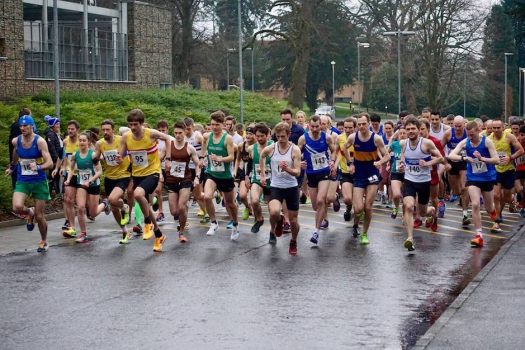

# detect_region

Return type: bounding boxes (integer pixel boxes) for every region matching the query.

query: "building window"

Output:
[0,37,6,59]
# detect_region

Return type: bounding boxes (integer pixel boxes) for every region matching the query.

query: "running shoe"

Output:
[179,232,188,243]
[215,191,221,204]
[173,215,179,221]
[404,237,415,251]
[102,198,111,215]
[62,220,70,230]
[310,231,319,244]
[470,234,484,247]
[251,219,264,233]
[414,218,423,228]
[497,216,504,223]
[520,208,525,219]
[221,198,225,207]
[62,227,77,238]
[491,223,502,233]
[269,232,277,244]
[509,201,517,213]
[231,225,240,241]
[352,225,360,238]
[191,200,197,206]
[462,214,471,227]
[207,222,219,236]
[381,194,387,205]
[375,192,381,202]
[320,219,329,230]
[517,193,523,204]
[289,240,298,255]
[305,196,311,204]
[236,192,242,205]
[281,221,290,234]
[300,192,307,204]
[444,193,451,201]
[413,206,417,215]
[87,215,96,222]
[197,209,205,216]
[76,233,88,243]
[156,212,165,222]
[343,208,351,221]
[226,220,234,229]
[119,232,132,244]
[489,209,498,221]
[37,241,48,252]
[357,211,364,223]
[360,233,370,245]
[133,224,143,235]
[120,204,130,225]
[143,223,154,240]
[391,207,398,219]
[449,194,458,202]
[431,217,438,232]
[26,207,35,231]
[200,215,210,224]
[438,199,446,218]
[242,207,250,220]
[152,199,159,212]
[275,215,284,237]
[333,196,341,212]
[425,216,433,228]
[153,234,167,252]
[386,200,393,209]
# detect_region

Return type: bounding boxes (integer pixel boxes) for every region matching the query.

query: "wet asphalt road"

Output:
[0,200,520,350]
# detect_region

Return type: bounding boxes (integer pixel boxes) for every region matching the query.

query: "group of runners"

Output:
[7,106,525,254]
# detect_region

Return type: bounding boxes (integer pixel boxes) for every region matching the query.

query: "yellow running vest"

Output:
[489,133,515,173]
[100,135,131,180]
[64,136,79,174]
[126,128,161,177]
[339,133,355,174]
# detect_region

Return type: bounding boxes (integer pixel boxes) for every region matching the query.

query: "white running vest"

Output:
[185,131,201,169]
[270,142,298,188]
[404,137,432,183]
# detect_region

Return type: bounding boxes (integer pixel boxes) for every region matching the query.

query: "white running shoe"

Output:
[231,225,240,241]
[206,222,219,236]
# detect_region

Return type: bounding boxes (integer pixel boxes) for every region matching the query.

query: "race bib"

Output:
[517,155,525,165]
[170,161,186,178]
[210,159,225,172]
[103,149,118,166]
[276,162,290,177]
[132,151,148,167]
[311,152,328,171]
[368,174,379,184]
[78,169,92,183]
[255,164,270,180]
[20,159,38,176]
[472,159,487,174]
[498,151,507,159]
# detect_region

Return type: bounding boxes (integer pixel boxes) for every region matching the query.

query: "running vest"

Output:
[353,131,379,180]
[489,133,515,173]
[99,135,131,180]
[74,148,99,186]
[270,142,297,188]
[446,127,467,151]
[185,131,201,170]
[252,141,273,187]
[205,132,232,179]
[303,131,330,175]
[16,135,46,183]
[339,133,355,174]
[370,124,384,136]
[429,124,445,140]
[404,137,431,183]
[166,141,192,184]
[466,135,496,182]
[516,137,525,172]
[64,136,79,174]
[126,128,161,177]
[389,140,403,174]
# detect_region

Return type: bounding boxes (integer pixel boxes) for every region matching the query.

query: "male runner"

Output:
[152,120,172,221]
[184,117,207,220]
[59,120,80,236]
[429,110,450,217]
[234,123,255,220]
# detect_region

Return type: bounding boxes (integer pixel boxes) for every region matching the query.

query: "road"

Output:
[0,199,520,349]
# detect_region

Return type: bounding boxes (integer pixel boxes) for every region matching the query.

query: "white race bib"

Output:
[407,164,421,174]
[517,155,525,165]
[311,152,328,171]
[78,169,92,183]
[498,151,507,159]
[132,151,148,167]
[255,164,270,180]
[210,159,225,172]
[20,159,38,176]
[472,159,487,174]
[277,162,290,177]
[103,149,118,166]
[170,161,186,178]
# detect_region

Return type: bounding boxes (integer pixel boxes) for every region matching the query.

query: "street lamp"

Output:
[331,61,335,107]
[504,52,514,125]
[237,0,244,123]
[357,42,370,112]
[383,30,416,114]
[227,48,235,91]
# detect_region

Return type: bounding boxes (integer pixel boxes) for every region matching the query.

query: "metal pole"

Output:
[357,43,360,112]
[227,54,230,91]
[505,55,508,124]
[522,70,525,118]
[251,48,254,92]
[519,68,522,119]
[332,63,335,107]
[237,0,244,124]
[53,0,60,118]
[397,33,401,114]
[463,71,466,118]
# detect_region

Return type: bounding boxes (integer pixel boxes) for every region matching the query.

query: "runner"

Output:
[6,115,53,252]
[448,120,499,246]
[200,111,239,240]
[165,121,201,242]
[234,123,255,221]
[298,115,337,244]
[152,120,172,222]
[93,119,134,244]
[517,125,525,217]
[429,110,450,218]
[184,117,206,220]
[387,125,407,220]
[64,132,111,243]
[343,113,390,244]
[60,120,80,237]
[295,111,308,130]
[320,114,341,219]
[117,109,171,252]
[259,122,302,254]
[245,122,272,233]
[398,117,444,251]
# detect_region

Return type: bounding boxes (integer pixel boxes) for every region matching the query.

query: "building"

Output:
[0,0,172,99]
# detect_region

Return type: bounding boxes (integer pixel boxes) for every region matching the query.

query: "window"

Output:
[0,38,6,59]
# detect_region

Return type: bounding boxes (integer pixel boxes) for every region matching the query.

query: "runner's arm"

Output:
[507,133,524,160]
[288,145,302,177]
[423,139,444,166]
[447,139,467,162]
[37,137,54,171]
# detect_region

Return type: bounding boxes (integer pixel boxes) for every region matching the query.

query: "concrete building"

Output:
[0,0,172,99]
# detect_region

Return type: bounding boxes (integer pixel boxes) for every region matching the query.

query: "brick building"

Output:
[0,0,172,99]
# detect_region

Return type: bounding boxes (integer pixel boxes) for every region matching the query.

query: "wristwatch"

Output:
[164,157,172,161]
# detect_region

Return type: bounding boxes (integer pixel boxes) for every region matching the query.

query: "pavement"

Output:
[0,199,524,349]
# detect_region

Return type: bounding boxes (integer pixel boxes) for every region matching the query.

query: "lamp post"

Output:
[383,30,416,114]
[331,61,335,107]
[237,0,244,123]
[357,42,370,112]
[227,48,235,91]
[247,47,254,92]
[53,0,60,117]
[463,70,466,118]
[504,52,514,125]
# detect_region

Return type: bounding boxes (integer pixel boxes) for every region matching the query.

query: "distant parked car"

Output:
[315,105,336,119]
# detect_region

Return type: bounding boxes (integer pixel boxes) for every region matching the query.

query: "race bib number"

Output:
[20,159,38,176]
[311,153,328,171]
[210,159,225,172]
[498,151,507,159]
[407,165,421,173]
[517,155,525,165]
[277,162,290,177]
[132,151,148,167]
[78,169,92,183]
[368,175,379,184]
[472,159,487,174]
[103,149,118,166]
[255,164,270,180]
[170,161,186,178]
